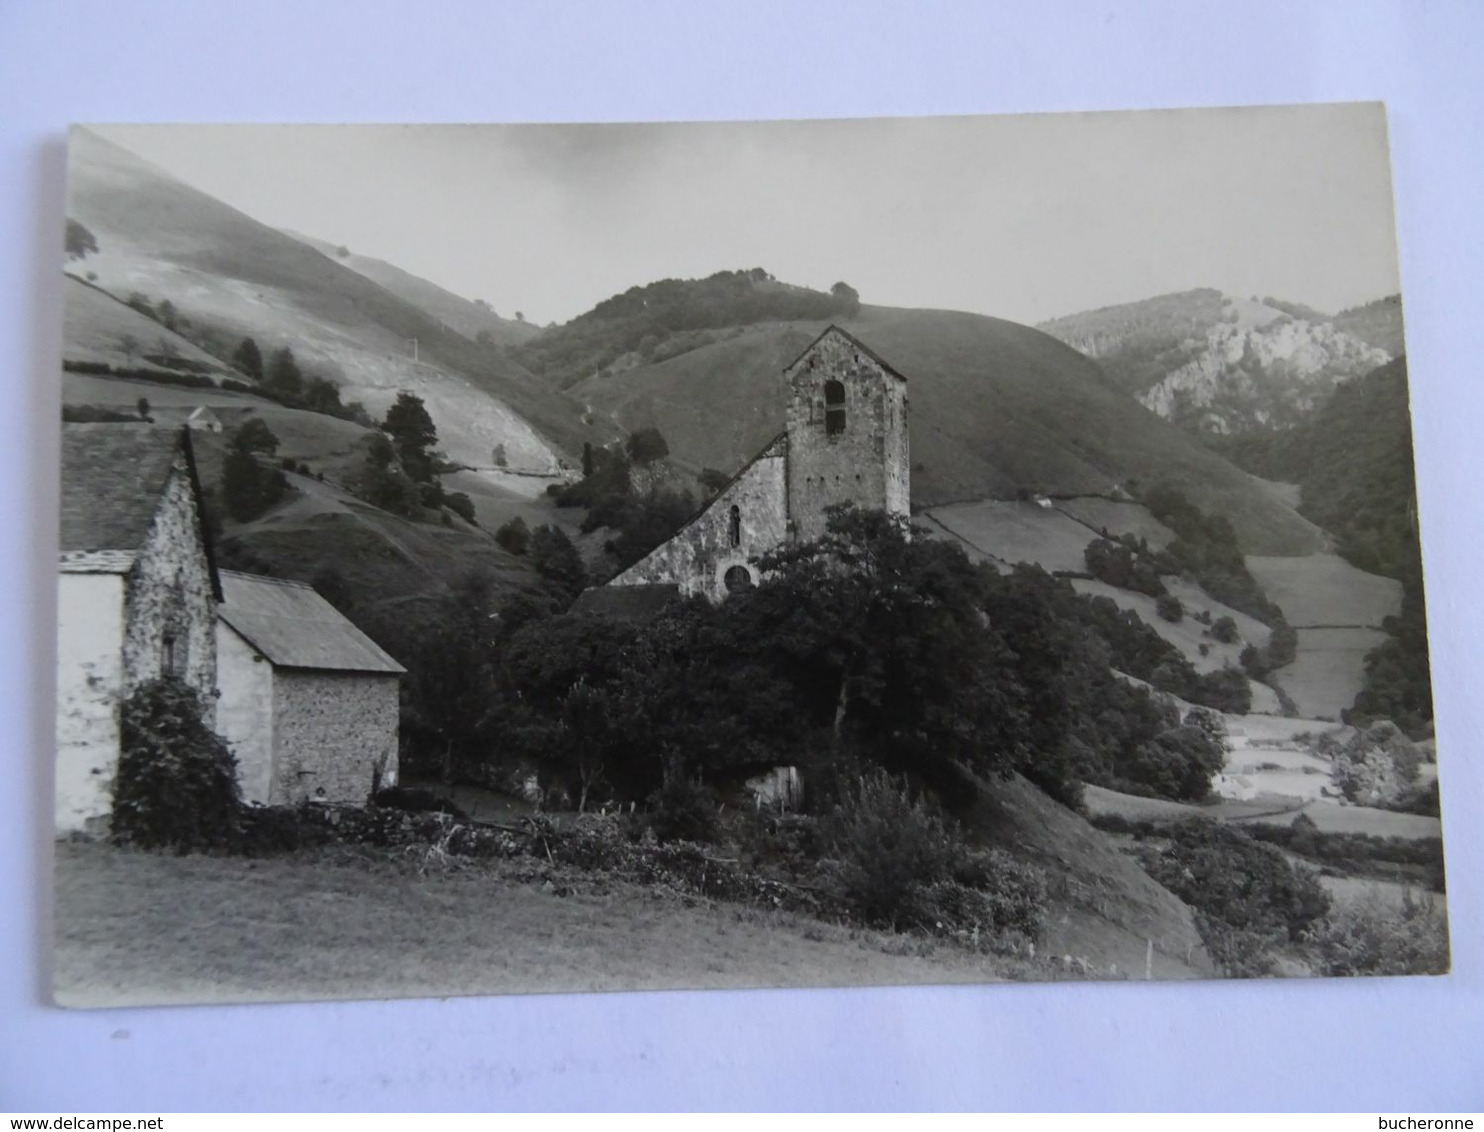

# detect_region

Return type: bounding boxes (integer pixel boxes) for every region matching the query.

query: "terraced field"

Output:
[1246,553,1403,720]
[923,499,1100,574]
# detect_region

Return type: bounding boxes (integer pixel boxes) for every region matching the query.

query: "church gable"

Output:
[609,433,789,602]
[594,327,911,605]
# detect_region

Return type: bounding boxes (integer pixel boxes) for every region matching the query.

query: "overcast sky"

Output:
[93,106,1401,328]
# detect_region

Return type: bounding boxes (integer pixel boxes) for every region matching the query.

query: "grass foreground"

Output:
[52,840,1054,1008]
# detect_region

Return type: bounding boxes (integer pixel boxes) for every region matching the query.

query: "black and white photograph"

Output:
[51,107,1447,1007]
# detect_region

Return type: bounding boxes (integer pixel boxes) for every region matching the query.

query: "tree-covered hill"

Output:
[513,268,860,389]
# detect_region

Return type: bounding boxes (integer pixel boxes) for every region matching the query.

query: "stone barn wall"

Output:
[54,572,126,834]
[214,622,276,805]
[785,329,909,542]
[609,438,788,603]
[270,671,401,805]
[121,455,218,716]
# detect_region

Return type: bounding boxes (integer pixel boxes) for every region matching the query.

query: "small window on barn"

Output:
[824,380,846,436]
[728,504,742,548]
[724,565,753,594]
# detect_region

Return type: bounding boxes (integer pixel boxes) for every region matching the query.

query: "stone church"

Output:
[600,325,910,604]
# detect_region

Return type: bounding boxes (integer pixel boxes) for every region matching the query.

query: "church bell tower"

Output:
[783,326,910,543]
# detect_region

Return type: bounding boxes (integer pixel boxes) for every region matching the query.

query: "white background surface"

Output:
[2,0,1480,1112]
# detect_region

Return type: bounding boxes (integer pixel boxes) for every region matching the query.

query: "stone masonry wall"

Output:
[214,622,276,804]
[54,573,126,833]
[785,329,910,542]
[271,671,401,805]
[121,454,218,718]
[610,440,788,602]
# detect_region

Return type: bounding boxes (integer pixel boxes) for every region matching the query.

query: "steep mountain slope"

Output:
[64,128,595,472]
[1204,357,1426,724]
[61,274,234,376]
[284,230,541,347]
[573,304,1326,554]
[1038,289,1394,434]
[1334,295,1406,356]
[1211,357,1420,581]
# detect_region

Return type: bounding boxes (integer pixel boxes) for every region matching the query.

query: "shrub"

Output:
[1135,819,1331,976]
[236,804,332,856]
[1155,593,1184,623]
[1308,890,1450,976]
[736,811,826,880]
[904,871,1046,949]
[111,678,241,853]
[828,769,956,926]
[625,426,670,466]
[1211,615,1239,644]
[63,404,138,423]
[445,491,477,525]
[373,786,468,820]
[1191,665,1252,714]
[552,812,637,870]
[646,772,719,843]
[1125,725,1225,801]
[1331,720,1421,806]
[941,846,1048,940]
[495,516,531,555]
[1084,537,1165,596]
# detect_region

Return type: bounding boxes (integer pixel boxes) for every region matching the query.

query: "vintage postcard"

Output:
[52,108,1445,1006]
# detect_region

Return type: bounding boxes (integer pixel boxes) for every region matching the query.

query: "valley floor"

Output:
[53,841,1037,1009]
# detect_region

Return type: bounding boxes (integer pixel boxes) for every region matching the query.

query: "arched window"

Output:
[824,379,846,436]
[724,565,753,594]
[728,504,742,548]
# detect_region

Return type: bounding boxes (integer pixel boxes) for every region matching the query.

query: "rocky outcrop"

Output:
[1040,290,1397,435]
[1139,316,1390,433]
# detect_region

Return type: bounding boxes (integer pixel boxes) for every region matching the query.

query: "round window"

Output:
[723,565,754,594]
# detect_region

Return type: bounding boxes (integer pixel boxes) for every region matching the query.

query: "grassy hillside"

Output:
[964,772,1212,978]
[180,415,538,613]
[61,373,564,632]
[64,128,601,472]
[285,230,541,347]
[575,305,1325,554]
[61,275,235,376]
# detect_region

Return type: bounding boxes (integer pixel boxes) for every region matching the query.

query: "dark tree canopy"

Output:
[220,421,288,522]
[830,281,861,317]
[65,218,98,262]
[382,392,440,484]
[530,524,588,605]
[232,337,264,381]
[265,346,304,399]
[232,418,280,456]
[625,426,670,467]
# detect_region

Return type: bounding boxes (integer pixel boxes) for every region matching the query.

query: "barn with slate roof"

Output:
[56,423,220,833]
[215,571,405,806]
